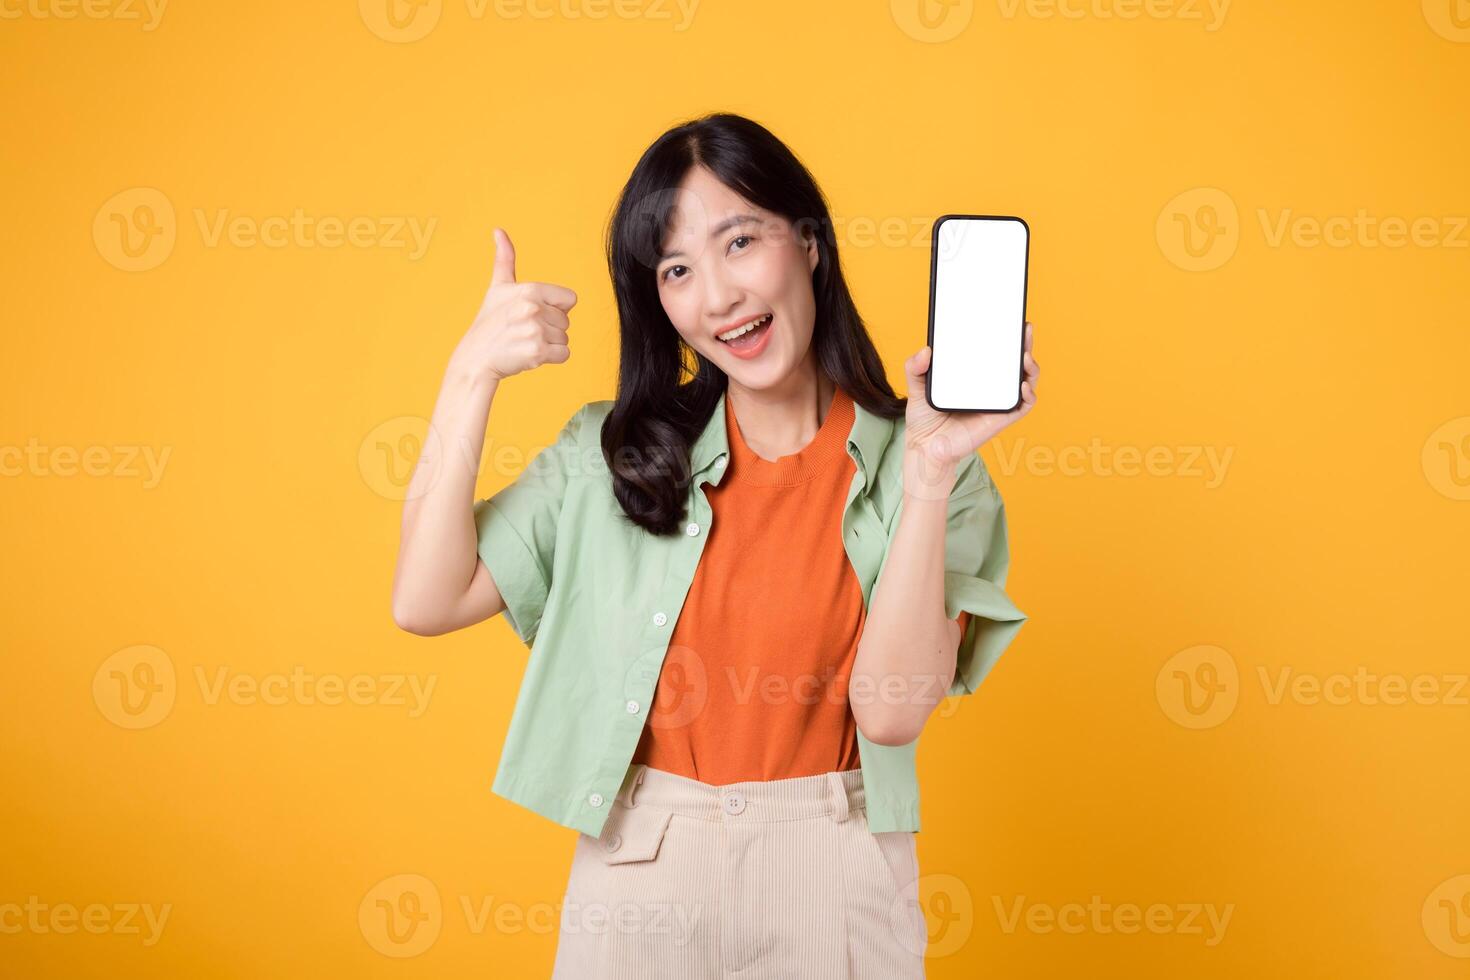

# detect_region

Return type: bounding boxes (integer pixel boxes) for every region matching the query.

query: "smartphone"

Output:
[924,214,1030,412]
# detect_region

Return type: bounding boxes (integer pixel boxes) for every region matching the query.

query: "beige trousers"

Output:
[551,764,928,979]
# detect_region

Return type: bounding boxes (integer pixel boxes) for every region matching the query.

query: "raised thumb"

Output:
[490,227,517,286]
[906,345,932,379]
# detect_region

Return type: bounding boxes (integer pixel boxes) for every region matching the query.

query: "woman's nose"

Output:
[701,264,742,321]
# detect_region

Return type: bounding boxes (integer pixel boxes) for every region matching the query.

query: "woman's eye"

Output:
[662,265,688,282]
[729,235,752,252]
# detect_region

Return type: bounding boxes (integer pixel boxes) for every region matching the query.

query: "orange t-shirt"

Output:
[631,385,970,784]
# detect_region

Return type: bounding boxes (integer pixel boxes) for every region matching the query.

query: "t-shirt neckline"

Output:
[725,385,854,487]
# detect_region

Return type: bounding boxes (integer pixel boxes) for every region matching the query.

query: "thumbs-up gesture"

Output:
[453,228,578,383]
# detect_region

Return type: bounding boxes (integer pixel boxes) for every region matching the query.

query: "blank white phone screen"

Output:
[929,217,1028,411]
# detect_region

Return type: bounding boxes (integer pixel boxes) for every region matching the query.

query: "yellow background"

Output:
[3,0,1468,976]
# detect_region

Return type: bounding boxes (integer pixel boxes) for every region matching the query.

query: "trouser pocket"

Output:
[859,811,919,894]
[852,811,928,969]
[555,804,711,979]
[583,799,675,865]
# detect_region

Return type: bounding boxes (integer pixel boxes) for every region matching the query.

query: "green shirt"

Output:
[473,388,1026,837]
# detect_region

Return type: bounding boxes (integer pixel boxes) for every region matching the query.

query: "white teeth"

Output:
[718,314,772,342]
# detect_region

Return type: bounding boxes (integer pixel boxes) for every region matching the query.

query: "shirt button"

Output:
[652,611,668,627]
[588,792,604,807]
[722,790,746,815]
[626,700,640,714]
[603,833,622,853]
[715,456,726,468]
[685,522,699,536]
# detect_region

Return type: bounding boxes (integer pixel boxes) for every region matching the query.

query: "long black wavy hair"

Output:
[601,112,905,535]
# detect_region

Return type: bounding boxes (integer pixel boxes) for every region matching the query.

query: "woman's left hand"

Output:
[903,321,1039,489]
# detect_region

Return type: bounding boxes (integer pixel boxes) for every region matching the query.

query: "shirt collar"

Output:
[690,386,895,490]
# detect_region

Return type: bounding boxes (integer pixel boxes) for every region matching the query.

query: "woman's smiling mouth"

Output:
[717,313,775,356]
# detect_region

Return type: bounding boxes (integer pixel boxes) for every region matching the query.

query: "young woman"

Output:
[392,112,1038,978]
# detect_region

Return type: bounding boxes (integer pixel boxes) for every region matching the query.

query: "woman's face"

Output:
[654,165,819,390]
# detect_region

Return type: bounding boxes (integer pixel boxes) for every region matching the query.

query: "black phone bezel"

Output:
[924,213,1030,413]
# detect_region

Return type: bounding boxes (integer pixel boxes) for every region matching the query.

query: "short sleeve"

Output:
[942,455,1027,697]
[472,404,587,648]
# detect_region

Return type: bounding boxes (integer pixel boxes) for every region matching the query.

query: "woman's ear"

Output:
[804,227,820,274]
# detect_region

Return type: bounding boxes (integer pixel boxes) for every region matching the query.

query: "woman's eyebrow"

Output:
[659,213,761,260]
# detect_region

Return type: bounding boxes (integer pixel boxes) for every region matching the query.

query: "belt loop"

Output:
[826,771,851,822]
[620,764,647,808]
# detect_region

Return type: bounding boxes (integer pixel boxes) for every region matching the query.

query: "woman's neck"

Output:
[725,352,835,463]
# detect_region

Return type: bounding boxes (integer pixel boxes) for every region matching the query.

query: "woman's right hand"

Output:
[452,228,578,383]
